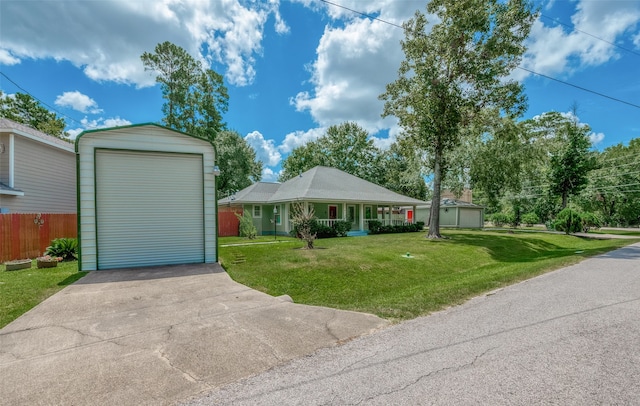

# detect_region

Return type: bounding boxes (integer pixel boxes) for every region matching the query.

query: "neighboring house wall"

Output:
[0,120,76,214]
[0,134,9,184]
[439,207,458,225]
[2,136,76,213]
[244,203,288,236]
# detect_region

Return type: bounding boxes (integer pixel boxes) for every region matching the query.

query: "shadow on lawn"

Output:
[444,232,601,263]
[57,272,88,287]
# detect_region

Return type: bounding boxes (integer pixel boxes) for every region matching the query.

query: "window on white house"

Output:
[253,205,261,218]
[275,205,281,225]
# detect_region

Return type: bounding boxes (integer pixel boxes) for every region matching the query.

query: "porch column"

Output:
[359,203,364,231]
[388,205,392,225]
[285,203,290,233]
[412,205,416,224]
[342,202,347,221]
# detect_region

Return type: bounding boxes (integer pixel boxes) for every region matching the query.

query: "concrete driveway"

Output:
[0,264,388,406]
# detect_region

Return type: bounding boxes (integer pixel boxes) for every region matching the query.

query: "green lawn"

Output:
[220,230,639,321]
[0,261,86,328]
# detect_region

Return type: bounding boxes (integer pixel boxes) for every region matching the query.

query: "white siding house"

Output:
[0,118,76,213]
[76,124,217,271]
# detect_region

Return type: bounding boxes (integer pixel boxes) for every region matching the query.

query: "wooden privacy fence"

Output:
[218,207,242,237]
[0,213,77,262]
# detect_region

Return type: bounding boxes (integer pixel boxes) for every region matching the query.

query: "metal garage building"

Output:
[415,199,485,228]
[75,124,217,271]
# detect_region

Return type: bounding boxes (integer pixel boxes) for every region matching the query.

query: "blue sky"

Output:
[1,0,639,181]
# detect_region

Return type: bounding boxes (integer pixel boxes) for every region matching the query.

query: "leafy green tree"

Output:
[141,41,228,141]
[0,92,68,139]
[379,140,428,200]
[467,110,536,208]
[579,138,640,226]
[215,130,263,197]
[279,122,383,183]
[548,114,596,209]
[380,0,536,238]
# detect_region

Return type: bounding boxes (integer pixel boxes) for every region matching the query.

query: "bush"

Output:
[553,208,583,234]
[490,213,510,227]
[236,211,257,239]
[291,219,353,239]
[310,221,336,238]
[44,238,78,261]
[333,220,352,237]
[506,213,519,228]
[581,212,602,233]
[367,220,424,235]
[521,212,540,227]
[367,220,382,234]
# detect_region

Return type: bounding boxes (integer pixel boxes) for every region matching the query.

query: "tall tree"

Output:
[141,41,228,141]
[380,0,536,238]
[548,113,596,209]
[0,92,68,139]
[380,140,428,200]
[215,130,263,197]
[279,122,383,184]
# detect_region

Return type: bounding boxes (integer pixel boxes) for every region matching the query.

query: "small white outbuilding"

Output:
[75,124,217,271]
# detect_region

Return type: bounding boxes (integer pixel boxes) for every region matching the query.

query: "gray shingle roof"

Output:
[219,166,429,206]
[219,182,280,204]
[0,117,74,152]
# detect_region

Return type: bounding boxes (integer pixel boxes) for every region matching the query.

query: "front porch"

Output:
[316,218,416,230]
[307,202,418,234]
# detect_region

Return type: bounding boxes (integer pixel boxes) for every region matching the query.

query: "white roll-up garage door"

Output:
[95,150,204,269]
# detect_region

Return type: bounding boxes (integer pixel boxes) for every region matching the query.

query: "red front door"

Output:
[407,210,413,222]
[329,205,337,219]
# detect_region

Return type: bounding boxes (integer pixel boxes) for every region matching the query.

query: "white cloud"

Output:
[290,1,426,139]
[0,0,287,87]
[0,49,20,65]
[292,17,402,131]
[261,167,281,182]
[244,130,282,167]
[67,116,132,139]
[55,91,103,114]
[278,127,325,153]
[519,0,640,79]
[589,132,605,145]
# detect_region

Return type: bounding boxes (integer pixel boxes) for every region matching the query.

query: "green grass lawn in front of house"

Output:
[221,230,638,321]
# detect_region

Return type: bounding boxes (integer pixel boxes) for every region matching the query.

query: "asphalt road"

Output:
[182,242,640,405]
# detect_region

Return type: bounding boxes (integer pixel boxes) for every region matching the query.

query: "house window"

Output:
[274,205,281,225]
[253,205,261,218]
[365,206,372,219]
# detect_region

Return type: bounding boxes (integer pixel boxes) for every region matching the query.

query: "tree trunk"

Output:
[561,191,568,209]
[428,150,443,239]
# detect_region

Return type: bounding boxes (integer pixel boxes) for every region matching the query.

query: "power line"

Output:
[517,67,640,110]
[319,0,403,29]
[0,71,84,126]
